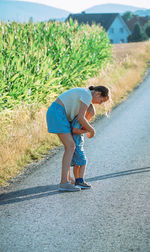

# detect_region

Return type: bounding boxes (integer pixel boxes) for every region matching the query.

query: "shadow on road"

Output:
[0,184,60,205]
[0,167,150,205]
[86,166,150,182]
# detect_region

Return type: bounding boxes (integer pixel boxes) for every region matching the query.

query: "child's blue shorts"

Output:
[71,145,87,166]
[71,133,87,166]
[46,102,71,134]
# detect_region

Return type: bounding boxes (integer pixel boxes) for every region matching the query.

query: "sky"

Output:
[15,0,150,13]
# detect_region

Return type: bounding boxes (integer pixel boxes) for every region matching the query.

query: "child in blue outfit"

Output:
[70,104,95,189]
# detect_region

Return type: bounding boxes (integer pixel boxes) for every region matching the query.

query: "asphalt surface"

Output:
[0,71,150,252]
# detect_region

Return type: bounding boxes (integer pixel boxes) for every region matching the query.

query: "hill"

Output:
[0,0,69,22]
[84,3,148,14]
[135,9,150,16]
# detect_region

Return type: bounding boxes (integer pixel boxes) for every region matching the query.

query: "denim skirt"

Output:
[46,102,71,134]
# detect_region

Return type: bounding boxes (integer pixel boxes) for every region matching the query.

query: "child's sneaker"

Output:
[59,182,81,192]
[75,180,91,189]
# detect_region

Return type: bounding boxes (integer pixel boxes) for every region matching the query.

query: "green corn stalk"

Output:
[0,20,112,111]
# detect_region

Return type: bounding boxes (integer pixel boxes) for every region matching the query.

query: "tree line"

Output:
[122,12,150,42]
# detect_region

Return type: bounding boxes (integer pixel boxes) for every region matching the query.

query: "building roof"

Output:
[66,13,119,31]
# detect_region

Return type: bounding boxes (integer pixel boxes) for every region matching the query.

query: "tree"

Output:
[128,22,148,42]
[122,11,134,22]
[145,22,150,37]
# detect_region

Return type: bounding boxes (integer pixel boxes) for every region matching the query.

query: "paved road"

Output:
[0,72,150,252]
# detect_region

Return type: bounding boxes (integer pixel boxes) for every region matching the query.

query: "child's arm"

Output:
[72,128,88,134]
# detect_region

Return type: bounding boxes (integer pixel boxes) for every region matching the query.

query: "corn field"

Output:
[0,19,112,110]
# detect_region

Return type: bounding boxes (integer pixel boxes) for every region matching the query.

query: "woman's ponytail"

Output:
[88,86,95,91]
[88,85,109,97]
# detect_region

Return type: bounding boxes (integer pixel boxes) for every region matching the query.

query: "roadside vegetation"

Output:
[0,19,150,187]
[0,20,111,110]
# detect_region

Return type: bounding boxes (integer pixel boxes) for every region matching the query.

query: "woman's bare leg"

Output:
[57,133,75,184]
[68,168,75,184]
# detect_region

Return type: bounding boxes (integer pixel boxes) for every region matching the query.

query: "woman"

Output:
[46,86,110,192]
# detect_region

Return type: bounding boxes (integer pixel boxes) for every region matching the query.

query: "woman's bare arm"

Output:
[77,102,95,138]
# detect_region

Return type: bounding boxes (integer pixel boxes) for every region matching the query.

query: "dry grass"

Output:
[0,105,61,185]
[0,41,150,187]
[88,42,150,116]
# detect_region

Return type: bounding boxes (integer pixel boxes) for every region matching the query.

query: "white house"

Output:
[66,13,131,44]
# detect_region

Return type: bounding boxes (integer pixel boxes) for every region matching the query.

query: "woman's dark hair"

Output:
[89,86,109,97]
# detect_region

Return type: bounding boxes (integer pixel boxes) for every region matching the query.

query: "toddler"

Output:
[69,104,95,189]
